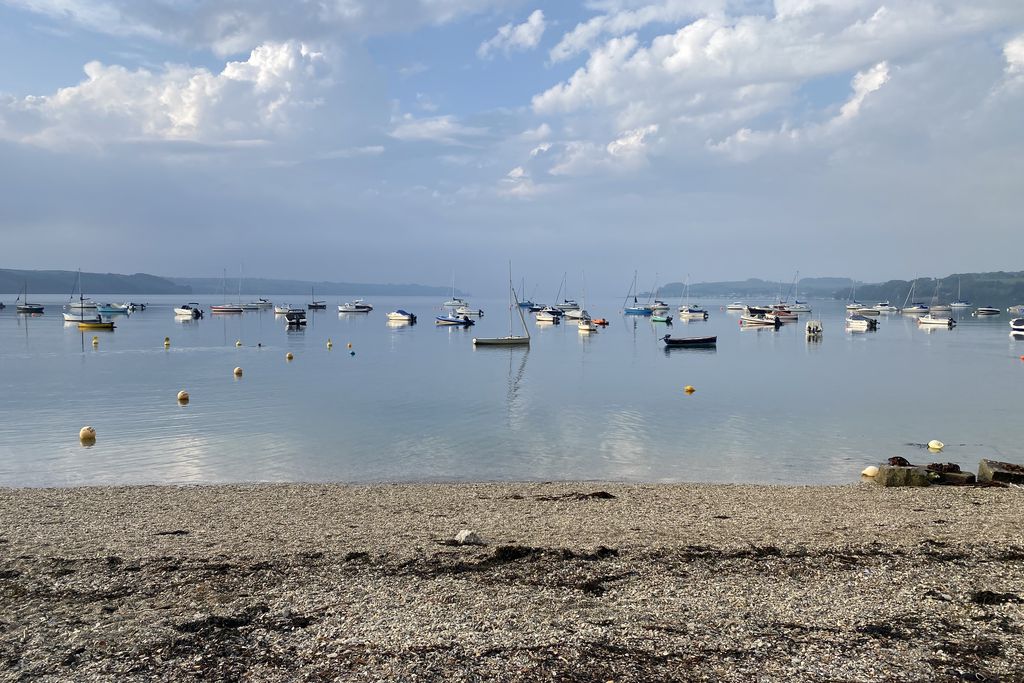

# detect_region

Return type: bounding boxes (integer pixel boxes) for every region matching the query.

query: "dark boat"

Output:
[661,334,717,348]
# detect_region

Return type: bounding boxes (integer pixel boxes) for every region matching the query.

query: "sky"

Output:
[1,0,1022,296]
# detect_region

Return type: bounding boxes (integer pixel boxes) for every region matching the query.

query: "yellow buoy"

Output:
[235,340,242,347]
[684,385,696,394]
[233,367,243,377]
[347,342,352,349]
[163,336,170,347]
[861,465,879,478]
[327,338,333,349]
[927,439,944,451]
[177,390,190,403]
[286,352,294,361]
[92,336,99,347]
[79,426,96,443]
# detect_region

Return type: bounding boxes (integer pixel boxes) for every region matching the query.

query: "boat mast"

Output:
[509,263,529,339]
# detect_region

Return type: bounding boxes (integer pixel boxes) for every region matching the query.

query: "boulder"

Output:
[937,471,976,486]
[978,459,1024,486]
[874,465,932,487]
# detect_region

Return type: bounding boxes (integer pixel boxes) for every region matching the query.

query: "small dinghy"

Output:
[436,314,474,326]
[661,334,716,348]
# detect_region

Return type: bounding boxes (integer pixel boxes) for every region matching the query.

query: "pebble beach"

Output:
[2,482,1023,682]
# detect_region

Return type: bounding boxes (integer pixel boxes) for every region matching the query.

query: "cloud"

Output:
[388,113,488,145]
[0,41,335,148]
[8,0,520,56]
[836,61,889,121]
[1006,34,1024,74]
[477,9,546,59]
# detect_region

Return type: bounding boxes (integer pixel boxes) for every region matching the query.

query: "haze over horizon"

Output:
[1,1,1022,297]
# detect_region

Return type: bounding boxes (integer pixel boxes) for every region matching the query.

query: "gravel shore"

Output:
[2,482,1023,682]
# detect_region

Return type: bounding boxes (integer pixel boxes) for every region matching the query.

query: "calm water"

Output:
[1,294,1020,486]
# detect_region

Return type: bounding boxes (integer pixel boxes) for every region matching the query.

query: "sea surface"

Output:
[1,294,1021,486]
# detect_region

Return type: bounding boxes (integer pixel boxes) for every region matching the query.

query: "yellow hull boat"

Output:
[78,321,116,330]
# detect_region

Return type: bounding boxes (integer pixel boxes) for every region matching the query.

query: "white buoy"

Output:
[861,465,879,477]
[233,367,243,377]
[235,340,242,347]
[163,336,170,348]
[79,426,96,443]
[177,390,189,403]
[327,338,333,349]
[928,440,944,451]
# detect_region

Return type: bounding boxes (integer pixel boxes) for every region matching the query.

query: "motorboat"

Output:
[240,302,259,311]
[856,307,881,316]
[875,301,897,312]
[386,310,417,323]
[274,304,290,314]
[454,305,484,317]
[650,299,670,313]
[973,307,1000,316]
[788,301,812,313]
[174,303,204,319]
[845,313,878,331]
[538,305,563,317]
[555,299,580,312]
[443,297,468,308]
[339,299,374,313]
[284,309,307,326]
[211,304,244,314]
[768,305,798,322]
[124,302,146,312]
[726,302,745,311]
[651,313,672,323]
[577,317,598,333]
[63,311,102,323]
[678,307,708,320]
[805,320,823,336]
[918,313,955,327]
[845,301,864,311]
[248,298,273,309]
[436,314,474,326]
[661,334,716,348]
[740,312,781,328]
[1010,318,1024,332]
[535,310,560,323]
[96,303,129,314]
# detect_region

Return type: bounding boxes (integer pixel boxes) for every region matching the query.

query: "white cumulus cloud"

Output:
[478,9,546,59]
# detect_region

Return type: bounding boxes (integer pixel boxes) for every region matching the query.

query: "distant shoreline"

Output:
[3,481,1022,681]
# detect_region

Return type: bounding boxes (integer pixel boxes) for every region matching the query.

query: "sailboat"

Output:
[900,278,928,314]
[950,277,971,309]
[845,279,862,310]
[787,271,812,312]
[211,269,244,313]
[623,271,653,315]
[307,286,326,310]
[443,271,469,309]
[15,282,44,314]
[577,272,597,333]
[473,266,531,346]
[62,270,103,322]
[677,274,708,320]
[927,278,951,313]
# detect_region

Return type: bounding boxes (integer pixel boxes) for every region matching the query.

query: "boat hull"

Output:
[662,335,717,347]
[472,336,529,346]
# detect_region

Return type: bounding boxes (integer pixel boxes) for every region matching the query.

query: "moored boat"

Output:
[845,313,878,331]
[535,310,560,323]
[856,307,881,316]
[436,314,474,326]
[63,311,102,323]
[339,299,374,313]
[78,320,115,330]
[473,268,530,346]
[95,303,129,314]
[726,302,745,311]
[386,310,417,322]
[650,313,672,323]
[918,313,955,327]
[210,304,244,314]
[455,304,484,317]
[740,312,781,327]
[174,303,203,318]
[1010,318,1024,332]
[661,334,717,347]
[973,307,1000,316]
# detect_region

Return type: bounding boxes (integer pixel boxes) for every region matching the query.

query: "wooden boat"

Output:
[661,334,716,348]
[78,320,115,330]
[473,266,530,346]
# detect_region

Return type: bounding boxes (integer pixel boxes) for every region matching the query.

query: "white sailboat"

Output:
[950,277,971,308]
[63,270,102,322]
[900,278,929,314]
[577,272,597,333]
[677,274,708,319]
[473,266,530,346]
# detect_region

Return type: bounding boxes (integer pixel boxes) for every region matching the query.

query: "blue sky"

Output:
[1,1,1023,295]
